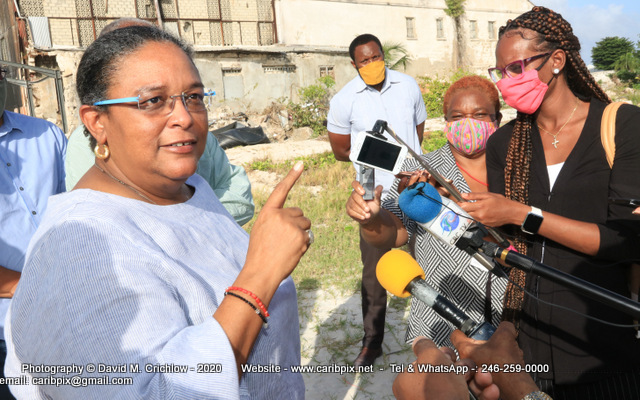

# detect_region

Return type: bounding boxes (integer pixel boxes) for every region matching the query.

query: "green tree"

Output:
[614,52,640,85]
[444,0,465,16]
[444,0,466,69]
[592,36,635,70]
[382,42,411,71]
[614,52,640,72]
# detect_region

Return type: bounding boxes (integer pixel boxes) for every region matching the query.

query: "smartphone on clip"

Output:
[349,131,408,175]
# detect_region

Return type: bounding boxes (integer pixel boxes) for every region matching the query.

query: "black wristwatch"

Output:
[521,206,543,235]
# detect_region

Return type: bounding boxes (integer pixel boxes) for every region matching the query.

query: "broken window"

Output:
[319,66,335,79]
[488,21,496,40]
[406,17,416,39]
[470,20,477,39]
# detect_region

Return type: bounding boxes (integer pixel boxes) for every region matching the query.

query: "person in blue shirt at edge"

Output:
[0,65,67,399]
[327,33,426,367]
[64,18,254,226]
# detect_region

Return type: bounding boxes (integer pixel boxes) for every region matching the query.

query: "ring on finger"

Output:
[306,229,314,245]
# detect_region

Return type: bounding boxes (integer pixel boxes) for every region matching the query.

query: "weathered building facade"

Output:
[276,0,534,76]
[2,0,534,131]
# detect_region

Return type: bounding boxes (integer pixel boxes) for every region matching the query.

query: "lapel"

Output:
[530,98,604,204]
[530,124,551,194]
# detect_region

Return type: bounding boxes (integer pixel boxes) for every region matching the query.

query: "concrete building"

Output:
[276,0,534,77]
[2,0,534,131]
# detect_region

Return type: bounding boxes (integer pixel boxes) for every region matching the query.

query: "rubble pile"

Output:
[207,102,316,143]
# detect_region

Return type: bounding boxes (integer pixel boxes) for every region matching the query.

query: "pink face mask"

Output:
[445,118,497,156]
[496,69,548,114]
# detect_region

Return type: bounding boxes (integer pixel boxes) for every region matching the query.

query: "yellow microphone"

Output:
[377,249,495,340]
[376,249,424,297]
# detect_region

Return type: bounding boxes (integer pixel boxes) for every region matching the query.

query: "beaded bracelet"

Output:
[224,291,268,327]
[226,286,270,317]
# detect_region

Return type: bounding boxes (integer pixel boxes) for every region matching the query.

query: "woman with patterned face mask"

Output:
[458,6,640,399]
[442,76,502,192]
[345,75,507,353]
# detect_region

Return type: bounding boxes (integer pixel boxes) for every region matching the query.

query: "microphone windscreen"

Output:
[376,249,425,298]
[398,182,442,223]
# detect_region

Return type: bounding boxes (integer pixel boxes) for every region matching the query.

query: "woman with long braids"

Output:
[458,6,640,399]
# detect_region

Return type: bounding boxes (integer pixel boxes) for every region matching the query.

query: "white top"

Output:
[5,175,303,399]
[547,162,565,190]
[327,68,427,198]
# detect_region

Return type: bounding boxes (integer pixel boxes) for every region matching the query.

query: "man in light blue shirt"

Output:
[327,34,426,367]
[65,125,255,225]
[0,66,67,397]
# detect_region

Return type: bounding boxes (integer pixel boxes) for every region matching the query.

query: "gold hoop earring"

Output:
[94,144,110,159]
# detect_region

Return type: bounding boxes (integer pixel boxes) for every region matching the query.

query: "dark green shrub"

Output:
[418,69,472,119]
[288,76,335,137]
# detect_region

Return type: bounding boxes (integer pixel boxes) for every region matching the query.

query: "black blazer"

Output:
[486,98,640,385]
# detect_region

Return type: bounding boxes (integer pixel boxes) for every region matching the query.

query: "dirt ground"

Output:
[224,130,427,399]
[224,112,530,399]
[226,136,415,399]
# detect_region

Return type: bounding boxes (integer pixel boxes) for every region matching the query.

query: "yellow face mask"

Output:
[358,60,386,86]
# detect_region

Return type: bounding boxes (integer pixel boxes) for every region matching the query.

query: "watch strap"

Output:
[521,206,544,235]
[529,206,542,217]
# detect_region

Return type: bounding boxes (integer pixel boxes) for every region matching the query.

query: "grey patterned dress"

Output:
[382,144,507,347]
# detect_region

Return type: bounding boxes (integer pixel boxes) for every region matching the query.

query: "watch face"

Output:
[522,213,544,235]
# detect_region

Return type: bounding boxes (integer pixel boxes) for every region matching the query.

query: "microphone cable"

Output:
[500,271,640,329]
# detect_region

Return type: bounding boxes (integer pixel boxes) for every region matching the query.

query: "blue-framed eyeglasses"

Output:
[488,53,551,83]
[93,90,216,116]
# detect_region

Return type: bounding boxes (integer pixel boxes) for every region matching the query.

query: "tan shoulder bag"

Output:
[600,101,624,167]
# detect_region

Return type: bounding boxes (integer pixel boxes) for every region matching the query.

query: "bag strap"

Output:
[601,102,625,168]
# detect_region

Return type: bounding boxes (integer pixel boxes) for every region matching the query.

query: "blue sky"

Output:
[533,0,640,65]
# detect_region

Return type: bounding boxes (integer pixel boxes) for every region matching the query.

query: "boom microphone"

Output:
[376,249,495,340]
[479,241,640,320]
[397,182,497,272]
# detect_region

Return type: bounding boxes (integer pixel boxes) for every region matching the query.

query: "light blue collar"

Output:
[0,111,24,138]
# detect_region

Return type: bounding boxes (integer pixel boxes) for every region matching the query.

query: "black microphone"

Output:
[478,240,640,320]
[377,249,495,340]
